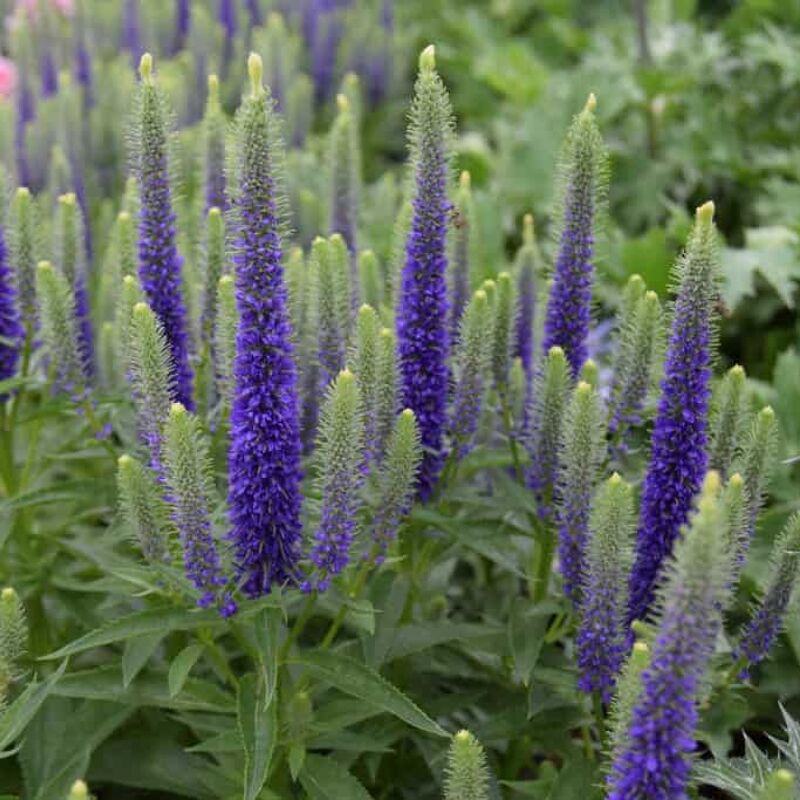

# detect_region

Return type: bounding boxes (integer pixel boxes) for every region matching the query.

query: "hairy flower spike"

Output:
[201,207,226,344]
[351,305,381,467]
[8,187,37,326]
[608,640,650,763]
[722,472,749,578]
[127,302,174,468]
[214,274,237,410]
[577,473,635,702]
[67,779,89,800]
[376,326,399,460]
[396,45,454,499]
[0,219,23,397]
[134,53,194,409]
[736,513,800,676]
[556,380,605,605]
[117,453,170,562]
[307,370,364,589]
[608,472,731,800]
[227,59,304,596]
[525,346,571,517]
[55,193,94,378]
[202,74,227,213]
[358,250,382,311]
[0,587,27,703]
[444,729,490,800]
[163,404,235,615]
[608,282,663,441]
[736,406,778,543]
[757,769,795,800]
[708,365,748,476]
[35,261,87,394]
[370,408,422,561]
[542,95,608,376]
[513,213,540,380]
[328,92,361,258]
[491,271,515,394]
[313,237,349,388]
[114,275,142,383]
[629,202,720,622]
[449,170,476,339]
[449,288,491,458]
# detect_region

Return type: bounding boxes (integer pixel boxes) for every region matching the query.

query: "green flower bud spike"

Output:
[608,640,650,760]
[375,326,399,460]
[491,271,515,394]
[9,187,38,326]
[757,769,795,800]
[67,779,90,800]
[328,91,361,259]
[214,274,238,411]
[736,406,779,541]
[443,729,491,800]
[709,364,748,477]
[351,304,381,468]
[358,250,382,311]
[117,453,170,563]
[0,587,27,703]
[201,206,226,343]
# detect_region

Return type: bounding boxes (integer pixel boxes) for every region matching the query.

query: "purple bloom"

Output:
[396,47,452,500]
[628,203,719,623]
[0,226,23,398]
[74,278,94,378]
[134,55,194,410]
[122,0,143,68]
[542,95,606,378]
[245,0,262,25]
[172,0,191,54]
[227,56,304,596]
[513,215,538,380]
[608,473,728,800]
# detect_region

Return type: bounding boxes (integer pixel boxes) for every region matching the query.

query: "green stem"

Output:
[279,592,318,663]
[319,557,372,650]
[530,520,555,603]
[593,692,608,753]
[199,629,239,690]
[501,395,524,485]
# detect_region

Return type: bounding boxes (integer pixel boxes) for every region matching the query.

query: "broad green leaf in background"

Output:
[299,754,375,800]
[168,644,205,698]
[122,631,164,688]
[292,651,448,738]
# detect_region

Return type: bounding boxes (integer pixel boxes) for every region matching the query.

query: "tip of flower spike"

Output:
[576,380,592,394]
[630,619,649,640]
[497,271,512,284]
[122,275,136,288]
[118,454,133,467]
[37,260,53,274]
[729,364,746,379]
[118,210,130,223]
[139,52,153,83]
[58,192,77,207]
[632,640,649,655]
[358,303,376,316]
[644,290,658,302]
[1,587,17,602]
[219,274,234,287]
[170,402,186,416]
[419,44,436,73]
[696,200,715,225]
[16,186,30,199]
[584,92,597,113]
[400,408,415,420]
[248,52,263,97]
[454,729,472,742]
[474,289,487,304]
[774,769,795,787]
[699,471,722,509]
[336,93,349,113]
[330,232,345,247]
[132,301,149,315]
[728,472,744,487]
[759,405,775,419]
[208,206,221,219]
[482,279,496,292]
[208,73,218,100]
[338,368,354,382]
[68,780,89,800]
[459,171,471,191]
[547,345,565,359]
[523,213,535,245]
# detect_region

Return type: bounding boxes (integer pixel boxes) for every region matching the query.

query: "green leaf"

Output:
[299,754,374,800]
[508,600,549,687]
[122,632,163,688]
[168,644,205,698]
[292,651,447,738]
[250,607,281,708]
[41,606,223,660]
[237,674,277,800]
[0,661,67,755]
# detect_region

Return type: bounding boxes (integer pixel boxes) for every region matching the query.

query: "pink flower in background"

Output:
[14,0,74,17]
[0,57,17,98]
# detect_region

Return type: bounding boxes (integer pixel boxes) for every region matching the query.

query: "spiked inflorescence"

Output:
[513,213,540,381]
[133,53,194,409]
[608,472,732,800]
[8,187,37,328]
[443,730,491,800]
[351,304,381,467]
[202,74,227,213]
[449,170,475,340]
[0,587,27,703]
[708,364,748,476]
[328,92,361,258]
[307,369,364,590]
[628,201,720,623]
[576,473,635,702]
[0,217,23,396]
[226,54,304,596]
[117,453,170,563]
[542,93,608,377]
[396,45,453,500]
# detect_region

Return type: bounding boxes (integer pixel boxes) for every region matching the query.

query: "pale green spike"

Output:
[443,729,490,800]
[619,273,646,326]
[388,199,412,309]
[121,176,139,219]
[757,769,795,800]
[329,233,354,334]
[709,365,748,477]
[66,780,90,800]
[9,187,38,325]
[117,454,170,563]
[736,406,779,530]
[115,275,142,377]
[285,246,307,340]
[286,73,313,147]
[98,321,116,392]
[214,275,238,410]
[491,271,515,393]
[35,260,85,390]
[451,169,482,291]
[376,326,399,459]
[54,192,84,288]
[128,302,174,453]
[328,92,361,255]
[509,356,526,423]
[339,71,363,129]
[721,473,748,580]
[358,250,383,311]
[579,358,599,388]
[351,305,381,465]
[48,145,72,201]
[201,207,226,342]
[608,640,650,761]
[0,587,27,703]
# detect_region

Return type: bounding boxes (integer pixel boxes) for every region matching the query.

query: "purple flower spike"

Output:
[0,224,23,399]
[226,55,304,596]
[542,94,607,378]
[134,54,194,410]
[396,46,453,500]
[628,202,720,623]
